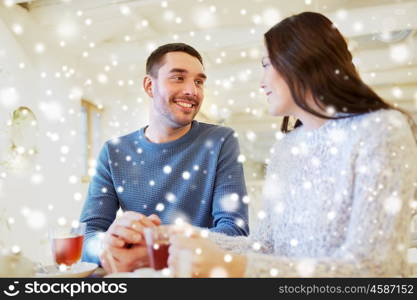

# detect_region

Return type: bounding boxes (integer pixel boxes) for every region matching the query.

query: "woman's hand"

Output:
[168,228,246,277]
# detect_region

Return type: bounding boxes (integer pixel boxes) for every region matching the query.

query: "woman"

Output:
[168,12,417,277]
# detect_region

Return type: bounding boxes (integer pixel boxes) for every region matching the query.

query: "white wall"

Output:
[0,6,87,264]
[0,5,153,264]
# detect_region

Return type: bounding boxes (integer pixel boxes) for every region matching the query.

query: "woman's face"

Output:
[260,56,297,117]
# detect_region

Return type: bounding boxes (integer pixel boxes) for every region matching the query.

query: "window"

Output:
[81,100,103,183]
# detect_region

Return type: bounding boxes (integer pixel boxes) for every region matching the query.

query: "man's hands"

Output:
[99,211,161,273]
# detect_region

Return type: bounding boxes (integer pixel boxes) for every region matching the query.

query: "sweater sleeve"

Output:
[209,129,249,237]
[79,142,120,264]
[208,214,275,255]
[244,112,417,277]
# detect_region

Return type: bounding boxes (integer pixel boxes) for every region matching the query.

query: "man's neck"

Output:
[145,120,192,143]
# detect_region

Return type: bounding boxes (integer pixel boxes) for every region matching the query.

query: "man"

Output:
[80,43,248,273]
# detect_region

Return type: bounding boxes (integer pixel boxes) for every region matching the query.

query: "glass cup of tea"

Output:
[144,225,170,271]
[49,222,86,270]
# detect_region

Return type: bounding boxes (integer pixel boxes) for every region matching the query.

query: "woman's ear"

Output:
[143,75,154,98]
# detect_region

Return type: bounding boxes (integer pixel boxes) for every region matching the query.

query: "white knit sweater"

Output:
[210,109,417,277]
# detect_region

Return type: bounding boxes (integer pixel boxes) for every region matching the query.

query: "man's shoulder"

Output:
[195,121,235,137]
[104,129,141,148]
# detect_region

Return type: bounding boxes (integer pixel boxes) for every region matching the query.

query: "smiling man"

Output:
[80,43,249,273]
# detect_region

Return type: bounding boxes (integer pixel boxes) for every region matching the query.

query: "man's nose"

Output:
[183,81,198,96]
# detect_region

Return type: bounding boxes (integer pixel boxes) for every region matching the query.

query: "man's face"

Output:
[147,51,206,128]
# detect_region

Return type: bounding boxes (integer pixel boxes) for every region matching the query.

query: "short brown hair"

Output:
[146,43,203,77]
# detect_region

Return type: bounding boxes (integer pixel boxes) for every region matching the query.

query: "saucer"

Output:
[105,268,167,278]
[35,262,98,278]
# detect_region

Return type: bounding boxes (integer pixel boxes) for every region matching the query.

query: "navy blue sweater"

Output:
[80,121,249,263]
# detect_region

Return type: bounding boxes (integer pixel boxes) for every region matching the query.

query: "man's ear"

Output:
[143,75,154,98]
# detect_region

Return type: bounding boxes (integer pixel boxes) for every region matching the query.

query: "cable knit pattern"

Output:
[210,109,417,277]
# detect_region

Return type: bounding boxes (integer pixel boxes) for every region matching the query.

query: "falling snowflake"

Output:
[263,180,282,200]
[291,147,300,156]
[31,173,44,185]
[257,210,266,220]
[327,211,336,221]
[26,210,46,230]
[273,202,285,214]
[174,217,184,226]
[220,193,240,212]
[391,87,403,99]
[163,165,172,174]
[60,146,69,154]
[57,217,67,226]
[11,245,21,254]
[384,196,402,214]
[262,8,281,26]
[224,254,233,263]
[194,247,202,255]
[329,129,347,143]
[296,259,316,277]
[0,87,19,108]
[242,195,250,204]
[303,181,312,190]
[88,168,96,177]
[165,192,177,203]
[156,203,165,212]
[182,171,191,180]
[311,157,321,167]
[85,233,105,259]
[390,44,409,63]
[192,5,218,29]
[246,131,256,142]
[73,192,82,201]
[235,218,245,228]
[290,239,298,247]
[275,132,285,140]
[68,175,78,184]
[252,242,261,251]
[237,154,246,163]
[200,229,209,238]
[39,101,64,121]
[20,206,30,217]
[209,267,228,278]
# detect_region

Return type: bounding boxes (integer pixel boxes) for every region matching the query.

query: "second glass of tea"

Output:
[144,225,170,271]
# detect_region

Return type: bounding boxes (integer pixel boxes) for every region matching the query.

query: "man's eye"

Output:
[195,80,204,85]
[173,76,183,80]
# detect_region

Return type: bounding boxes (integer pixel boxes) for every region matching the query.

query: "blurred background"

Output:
[0,0,416,264]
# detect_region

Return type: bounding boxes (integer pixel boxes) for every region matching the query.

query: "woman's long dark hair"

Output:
[264,12,409,133]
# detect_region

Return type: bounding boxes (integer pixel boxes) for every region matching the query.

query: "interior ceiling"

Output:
[7,0,417,162]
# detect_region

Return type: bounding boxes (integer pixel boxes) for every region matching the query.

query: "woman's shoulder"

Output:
[271,109,414,147]
[341,109,416,156]
[353,109,407,124]
[351,109,413,136]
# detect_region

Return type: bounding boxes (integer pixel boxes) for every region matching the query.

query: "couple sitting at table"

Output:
[80,12,417,277]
